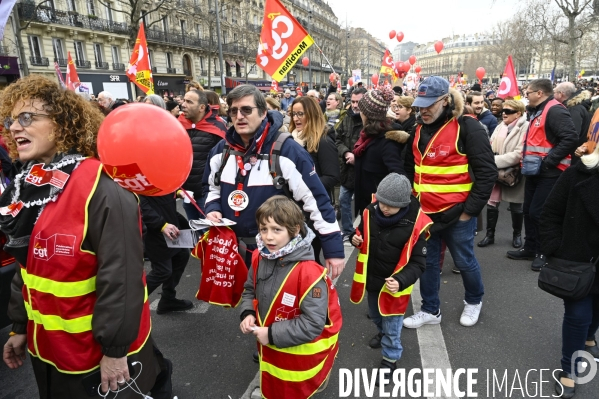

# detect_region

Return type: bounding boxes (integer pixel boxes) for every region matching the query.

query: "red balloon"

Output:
[476,67,486,80]
[301,57,309,67]
[408,55,416,65]
[434,41,444,54]
[389,30,396,40]
[397,62,405,72]
[402,62,411,72]
[98,103,193,196]
[348,77,354,86]
[371,73,379,86]
[415,65,422,73]
[329,73,336,82]
[396,31,404,42]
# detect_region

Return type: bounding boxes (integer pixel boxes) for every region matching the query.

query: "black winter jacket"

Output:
[139,194,188,261]
[565,91,592,148]
[335,108,363,189]
[308,134,340,195]
[350,197,427,293]
[527,96,578,178]
[540,162,599,293]
[354,130,408,217]
[181,109,227,195]
[476,109,498,136]
[404,114,497,232]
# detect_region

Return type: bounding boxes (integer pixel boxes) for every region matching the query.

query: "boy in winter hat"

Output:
[239,196,342,398]
[350,173,432,385]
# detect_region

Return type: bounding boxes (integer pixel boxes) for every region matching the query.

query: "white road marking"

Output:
[149,299,210,314]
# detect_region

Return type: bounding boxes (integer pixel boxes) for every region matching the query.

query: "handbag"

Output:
[521,154,543,176]
[538,256,598,301]
[496,165,522,187]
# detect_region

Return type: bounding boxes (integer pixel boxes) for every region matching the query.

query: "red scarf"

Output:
[353,130,373,157]
[178,108,226,138]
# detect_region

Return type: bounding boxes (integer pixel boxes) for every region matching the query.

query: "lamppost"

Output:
[308,7,312,90]
[215,0,226,95]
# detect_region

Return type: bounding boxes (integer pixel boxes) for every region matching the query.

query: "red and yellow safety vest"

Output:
[523,98,571,171]
[22,158,151,374]
[413,117,473,214]
[252,254,342,399]
[350,206,432,316]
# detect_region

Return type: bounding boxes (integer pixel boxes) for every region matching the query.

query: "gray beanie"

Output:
[375,173,412,208]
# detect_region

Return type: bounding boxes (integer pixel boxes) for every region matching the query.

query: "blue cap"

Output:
[413,76,450,108]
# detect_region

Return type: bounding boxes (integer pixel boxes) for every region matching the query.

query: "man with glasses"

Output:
[506,79,578,271]
[403,76,496,328]
[203,84,345,278]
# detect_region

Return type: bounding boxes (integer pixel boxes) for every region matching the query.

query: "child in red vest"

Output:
[239,195,342,399]
[350,173,432,383]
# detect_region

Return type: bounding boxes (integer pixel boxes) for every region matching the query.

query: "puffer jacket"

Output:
[180,108,227,195]
[335,108,363,189]
[477,108,498,136]
[238,228,330,348]
[565,90,592,148]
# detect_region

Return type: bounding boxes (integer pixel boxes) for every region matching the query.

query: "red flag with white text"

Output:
[497,55,520,99]
[65,52,80,91]
[127,23,154,94]
[256,0,315,82]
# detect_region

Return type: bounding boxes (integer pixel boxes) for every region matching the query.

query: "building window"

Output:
[28,35,43,58]
[93,43,104,63]
[199,56,204,70]
[196,24,202,38]
[105,4,113,21]
[222,30,227,44]
[233,32,237,41]
[74,41,85,61]
[162,16,168,32]
[214,57,218,71]
[111,46,120,63]
[148,49,154,67]
[87,0,96,16]
[52,38,65,61]
[140,10,147,26]
[180,19,185,32]
[66,0,77,12]
[166,52,173,69]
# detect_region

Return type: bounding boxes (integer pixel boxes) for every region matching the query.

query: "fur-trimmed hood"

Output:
[450,88,464,118]
[385,130,411,144]
[566,90,591,108]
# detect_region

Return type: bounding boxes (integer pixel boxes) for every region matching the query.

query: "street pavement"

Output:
[2,201,599,398]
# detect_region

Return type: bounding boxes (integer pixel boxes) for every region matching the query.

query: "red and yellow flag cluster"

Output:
[126,23,154,95]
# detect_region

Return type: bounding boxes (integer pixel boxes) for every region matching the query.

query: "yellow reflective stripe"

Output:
[413,183,473,193]
[357,253,368,262]
[25,304,92,333]
[385,284,413,298]
[22,270,95,298]
[269,334,338,355]
[262,356,326,382]
[353,272,366,283]
[415,164,469,174]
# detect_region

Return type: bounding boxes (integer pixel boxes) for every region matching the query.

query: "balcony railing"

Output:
[0,46,9,56]
[112,63,125,71]
[19,3,129,35]
[75,59,91,68]
[200,70,207,76]
[54,58,67,67]
[95,61,109,69]
[30,56,49,66]
[166,67,177,74]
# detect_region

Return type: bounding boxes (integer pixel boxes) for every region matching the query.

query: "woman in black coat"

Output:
[539,149,599,398]
[354,87,409,216]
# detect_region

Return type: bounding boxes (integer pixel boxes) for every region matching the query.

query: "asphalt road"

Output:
[2,201,599,399]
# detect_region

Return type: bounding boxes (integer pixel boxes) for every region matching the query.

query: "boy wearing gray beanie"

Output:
[349,173,432,384]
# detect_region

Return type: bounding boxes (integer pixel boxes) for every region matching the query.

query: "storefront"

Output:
[153,75,187,97]
[0,56,20,90]
[226,78,277,92]
[77,73,133,100]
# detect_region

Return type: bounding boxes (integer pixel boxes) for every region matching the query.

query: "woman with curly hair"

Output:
[1,75,172,398]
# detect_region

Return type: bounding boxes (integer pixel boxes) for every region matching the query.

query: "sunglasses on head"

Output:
[502,109,518,115]
[228,106,258,117]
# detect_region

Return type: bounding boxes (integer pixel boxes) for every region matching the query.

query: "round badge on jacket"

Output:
[228,190,249,211]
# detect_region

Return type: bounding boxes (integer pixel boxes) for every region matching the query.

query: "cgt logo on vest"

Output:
[426,145,450,159]
[33,233,76,260]
[103,163,162,196]
[275,306,299,321]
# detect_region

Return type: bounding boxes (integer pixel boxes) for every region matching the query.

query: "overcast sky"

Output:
[325,0,521,47]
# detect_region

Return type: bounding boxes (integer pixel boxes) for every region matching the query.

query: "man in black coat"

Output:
[335,87,366,244]
[555,82,592,164]
[403,76,497,329]
[179,89,227,220]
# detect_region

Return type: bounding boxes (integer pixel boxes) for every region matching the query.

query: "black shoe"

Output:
[584,340,599,359]
[156,298,193,314]
[477,234,494,247]
[507,248,536,261]
[511,212,524,248]
[369,332,383,349]
[452,267,461,274]
[555,371,576,398]
[375,359,397,387]
[531,254,547,272]
[253,350,259,363]
[512,233,523,248]
[150,357,173,399]
[478,207,498,247]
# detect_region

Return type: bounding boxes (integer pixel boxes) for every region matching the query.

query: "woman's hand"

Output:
[3,334,27,369]
[253,327,269,345]
[385,277,400,294]
[100,355,130,393]
[240,315,257,334]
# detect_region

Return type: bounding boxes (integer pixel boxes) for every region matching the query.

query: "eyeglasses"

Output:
[391,104,400,110]
[3,112,51,130]
[290,111,305,118]
[502,109,518,115]
[524,90,539,96]
[228,106,258,117]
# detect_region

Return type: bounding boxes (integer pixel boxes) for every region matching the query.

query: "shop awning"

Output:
[236,61,244,68]
[225,59,236,67]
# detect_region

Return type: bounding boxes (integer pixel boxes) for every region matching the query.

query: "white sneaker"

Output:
[403,311,442,328]
[460,300,482,327]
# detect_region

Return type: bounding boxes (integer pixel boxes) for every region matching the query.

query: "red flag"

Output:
[270,80,279,92]
[497,55,520,99]
[65,52,80,91]
[379,49,395,78]
[127,23,154,94]
[256,0,314,82]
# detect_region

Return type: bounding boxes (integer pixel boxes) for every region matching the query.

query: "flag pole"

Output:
[312,41,336,75]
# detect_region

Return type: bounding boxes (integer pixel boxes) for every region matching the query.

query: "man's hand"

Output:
[345,152,355,165]
[161,223,180,240]
[253,327,269,346]
[326,258,345,279]
[240,315,257,334]
[100,355,130,393]
[206,211,222,223]
[351,234,363,247]
[574,144,588,157]
[385,277,400,294]
[459,213,472,221]
[3,334,27,369]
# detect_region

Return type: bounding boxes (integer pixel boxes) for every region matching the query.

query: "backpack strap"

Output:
[269,131,292,197]
[213,143,245,186]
